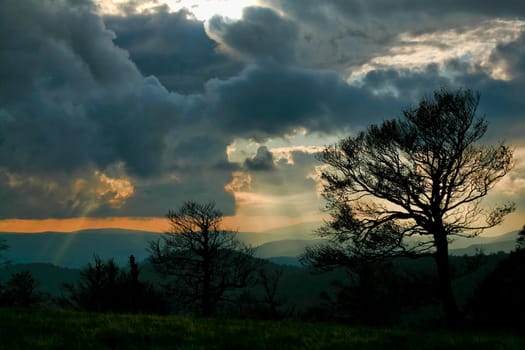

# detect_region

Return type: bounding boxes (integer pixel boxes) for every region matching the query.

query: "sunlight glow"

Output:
[348,19,525,83]
[165,0,259,21]
[0,214,324,235]
[96,171,135,208]
[94,0,260,21]
[0,217,168,233]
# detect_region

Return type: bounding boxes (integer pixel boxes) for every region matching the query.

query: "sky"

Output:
[0,0,524,238]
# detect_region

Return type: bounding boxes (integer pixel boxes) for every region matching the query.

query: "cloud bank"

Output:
[0,0,524,227]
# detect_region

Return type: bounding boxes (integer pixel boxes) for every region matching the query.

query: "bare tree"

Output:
[149,201,259,316]
[303,88,514,327]
[258,265,286,319]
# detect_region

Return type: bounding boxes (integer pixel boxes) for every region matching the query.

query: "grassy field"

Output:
[0,308,523,350]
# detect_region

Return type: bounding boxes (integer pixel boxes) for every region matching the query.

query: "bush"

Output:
[465,248,525,330]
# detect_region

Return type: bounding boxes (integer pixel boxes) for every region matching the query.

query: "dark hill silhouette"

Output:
[255,239,326,259]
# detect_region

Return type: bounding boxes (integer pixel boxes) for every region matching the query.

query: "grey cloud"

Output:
[105,7,243,94]
[238,149,321,217]
[204,64,402,139]
[358,58,525,144]
[0,0,140,103]
[264,0,525,25]
[107,170,236,217]
[257,0,525,72]
[0,0,183,178]
[244,146,275,171]
[490,32,525,79]
[0,168,109,219]
[207,6,299,65]
[246,150,319,195]
[0,0,239,218]
[2,0,524,221]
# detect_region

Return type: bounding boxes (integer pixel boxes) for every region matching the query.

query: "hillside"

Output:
[1,308,522,350]
[0,263,80,296]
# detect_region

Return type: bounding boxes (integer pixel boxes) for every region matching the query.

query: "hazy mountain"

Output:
[449,230,520,250]
[238,221,321,246]
[450,240,518,256]
[0,223,323,268]
[0,229,159,267]
[254,239,326,259]
[0,227,519,268]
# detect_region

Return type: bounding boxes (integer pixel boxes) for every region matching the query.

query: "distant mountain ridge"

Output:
[0,229,159,267]
[0,228,520,268]
[0,222,323,268]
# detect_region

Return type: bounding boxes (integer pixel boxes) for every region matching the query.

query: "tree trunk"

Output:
[433,232,460,328]
[201,229,214,317]
[202,258,213,317]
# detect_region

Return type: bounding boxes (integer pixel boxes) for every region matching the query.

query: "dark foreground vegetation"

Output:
[0,307,523,350]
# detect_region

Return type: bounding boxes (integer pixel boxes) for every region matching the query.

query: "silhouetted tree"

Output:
[149,201,260,316]
[257,265,287,319]
[0,271,44,307]
[129,255,139,285]
[303,88,514,327]
[60,256,120,312]
[60,255,165,313]
[123,255,166,313]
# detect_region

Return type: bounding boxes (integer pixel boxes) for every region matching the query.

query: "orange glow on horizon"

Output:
[0,214,325,234]
[0,217,169,233]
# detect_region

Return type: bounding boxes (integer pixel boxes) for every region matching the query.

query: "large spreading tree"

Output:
[150,201,259,316]
[303,88,514,326]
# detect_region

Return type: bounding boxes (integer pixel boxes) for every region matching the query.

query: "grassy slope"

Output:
[0,308,522,350]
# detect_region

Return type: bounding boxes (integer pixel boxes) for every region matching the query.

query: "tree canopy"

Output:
[149,201,260,316]
[303,88,514,326]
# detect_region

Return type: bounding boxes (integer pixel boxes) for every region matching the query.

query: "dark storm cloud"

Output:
[255,0,525,72]
[356,56,525,143]
[0,0,238,218]
[0,0,178,178]
[344,0,520,16]
[207,6,299,65]
[204,64,403,139]
[244,146,275,171]
[0,0,139,102]
[105,7,243,93]
[264,0,525,26]
[1,0,524,220]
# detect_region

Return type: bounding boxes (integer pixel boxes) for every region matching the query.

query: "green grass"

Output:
[0,308,522,350]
